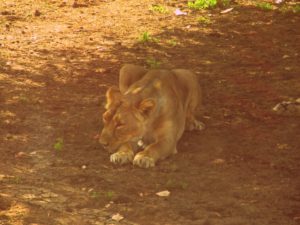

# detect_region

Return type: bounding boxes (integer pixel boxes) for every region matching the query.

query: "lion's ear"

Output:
[138,98,156,116]
[105,86,122,109]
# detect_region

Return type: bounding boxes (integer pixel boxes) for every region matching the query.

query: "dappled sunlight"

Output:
[0,110,16,118]
[3,134,28,143]
[0,73,45,88]
[0,73,9,81]
[4,94,40,105]
[14,78,45,88]
[0,109,21,128]
[12,166,35,175]
[0,200,29,225]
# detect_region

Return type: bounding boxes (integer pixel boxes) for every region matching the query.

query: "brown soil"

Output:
[1,0,300,224]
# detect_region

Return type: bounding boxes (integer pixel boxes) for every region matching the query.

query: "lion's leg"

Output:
[185,114,205,131]
[110,143,134,165]
[185,98,205,131]
[133,139,177,168]
[119,64,147,94]
[185,91,205,131]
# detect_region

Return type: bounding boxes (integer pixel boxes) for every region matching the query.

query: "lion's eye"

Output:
[115,120,125,129]
[103,111,111,123]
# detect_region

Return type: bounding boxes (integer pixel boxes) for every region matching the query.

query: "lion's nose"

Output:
[102,142,109,148]
[99,131,111,148]
[99,137,109,148]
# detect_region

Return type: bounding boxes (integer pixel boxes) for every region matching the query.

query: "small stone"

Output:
[34,10,41,17]
[15,152,27,158]
[282,55,289,59]
[111,213,124,222]
[211,158,225,165]
[156,190,170,197]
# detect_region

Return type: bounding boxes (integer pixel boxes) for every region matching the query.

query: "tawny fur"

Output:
[100,64,205,168]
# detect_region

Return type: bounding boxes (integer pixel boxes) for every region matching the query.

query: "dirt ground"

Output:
[0,0,300,224]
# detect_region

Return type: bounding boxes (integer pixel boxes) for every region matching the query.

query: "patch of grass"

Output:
[292,5,300,13]
[166,179,189,190]
[279,5,300,14]
[13,176,22,184]
[166,39,178,47]
[220,0,231,7]
[256,2,273,10]
[105,191,116,200]
[197,16,212,24]
[90,191,100,199]
[188,0,217,10]
[139,31,151,42]
[90,190,116,200]
[54,138,64,151]
[150,5,169,14]
[146,58,161,69]
[138,31,159,43]
[19,95,30,103]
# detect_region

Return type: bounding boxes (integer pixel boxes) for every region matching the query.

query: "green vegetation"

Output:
[139,31,151,42]
[138,31,159,43]
[256,2,273,10]
[220,0,231,7]
[105,191,116,200]
[166,179,189,190]
[12,176,22,184]
[166,39,178,47]
[90,191,100,199]
[89,190,116,200]
[188,0,217,10]
[54,138,64,151]
[19,95,30,103]
[197,16,212,24]
[279,5,300,13]
[292,5,300,13]
[146,58,161,69]
[150,5,169,13]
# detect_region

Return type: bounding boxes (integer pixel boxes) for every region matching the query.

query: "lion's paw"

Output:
[110,151,134,165]
[133,153,155,168]
[187,120,205,131]
[194,120,205,130]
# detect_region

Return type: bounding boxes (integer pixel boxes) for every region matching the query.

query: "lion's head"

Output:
[99,86,156,153]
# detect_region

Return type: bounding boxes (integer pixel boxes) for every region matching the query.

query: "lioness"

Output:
[99,64,205,168]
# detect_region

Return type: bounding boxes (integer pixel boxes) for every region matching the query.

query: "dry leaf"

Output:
[174,8,187,16]
[112,213,124,222]
[277,143,289,150]
[211,158,225,165]
[15,152,27,158]
[282,55,289,59]
[156,190,170,197]
[221,8,234,14]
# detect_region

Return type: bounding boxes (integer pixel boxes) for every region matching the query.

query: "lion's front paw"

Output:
[194,120,205,130]
[133,153,155,168]
[186,119,205,131]
[110,151,134,165]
